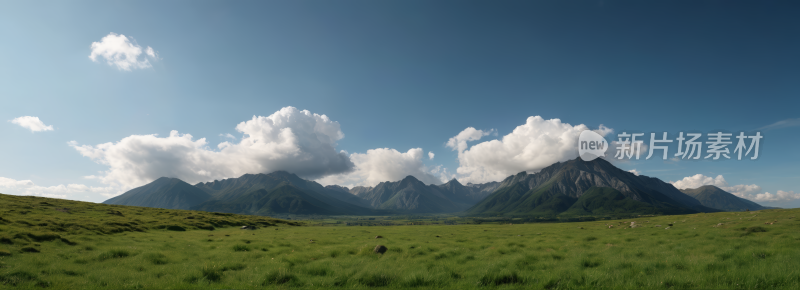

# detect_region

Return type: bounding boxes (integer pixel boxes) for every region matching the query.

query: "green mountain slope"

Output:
[680,185,767,211]
[103,177,212,210]
[467,158,714,217]
[192,183,341,215]
[106,172,376,216]
[354,176,463,213]
[561,186,659,216]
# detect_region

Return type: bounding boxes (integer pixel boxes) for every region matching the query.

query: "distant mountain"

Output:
[105,171,376,216]
[103,177,212,210]
[680,185,767,211]
[197,171,371,208]
[467,157,718,216]
[325,185,350,193]
[438,179,484,204]
[193,183,343,215]
[346,176,499,213]
[465,181,501,201]
[352,176,463,213]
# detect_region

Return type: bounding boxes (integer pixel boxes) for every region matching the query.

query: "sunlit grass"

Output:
[1,193,799,289]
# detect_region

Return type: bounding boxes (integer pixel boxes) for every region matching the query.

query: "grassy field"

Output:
[1,194,799,289]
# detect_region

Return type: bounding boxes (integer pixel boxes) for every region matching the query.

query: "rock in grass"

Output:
[166,225,186,231]
[375,235,383,239]
[374,245,388,254]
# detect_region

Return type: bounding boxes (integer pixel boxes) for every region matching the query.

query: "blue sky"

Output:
[1,1,798,207]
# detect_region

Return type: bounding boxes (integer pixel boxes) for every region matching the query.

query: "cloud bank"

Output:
[670,173,797,202]
[10,116,54,132]
[70,107,354,190]
[89,33,158,71]
[0,177,116,199]
[448,116,611,184]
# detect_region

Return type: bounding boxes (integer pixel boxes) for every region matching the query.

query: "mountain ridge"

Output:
[680,185,767,212]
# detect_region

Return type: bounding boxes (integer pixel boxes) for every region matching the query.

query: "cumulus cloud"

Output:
[428,152,435,160]
[669,173,798,202]
[446,127,495,153]
[10,116,54,132]
[449,116,612,184]
[749,190,800,202]
[0,177,117,199]
[220,133,236,140]
[70,107,354,190]
[671,174,729,189]
[316,148,441,187]
[89,33,158,71]
[628,169,641,176]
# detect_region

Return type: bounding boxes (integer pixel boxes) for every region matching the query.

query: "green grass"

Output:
[1,193,800,289]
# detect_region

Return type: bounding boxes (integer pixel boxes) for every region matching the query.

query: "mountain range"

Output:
[103,157,768,216]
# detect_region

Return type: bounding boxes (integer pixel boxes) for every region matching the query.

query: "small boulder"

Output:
[375,236,383,239]
[665,227,671,230]
[374,245,388,254]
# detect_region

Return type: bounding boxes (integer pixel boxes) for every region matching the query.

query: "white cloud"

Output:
[449,116,612,184]
[0,177,118,199]
[759,118,800,130]
[749,190,800,202]
[428,152,435,160]
[316,148,441,187]
[671,174,729,189]
[89,33,158,71]
[10,116,54,132]
[723,184,762,196]
[430,165,456,183]
[446,127,495,153]
[220,133,237,140]
[70,107,353,190]
[670,173,798,202]
[628,169,641,176]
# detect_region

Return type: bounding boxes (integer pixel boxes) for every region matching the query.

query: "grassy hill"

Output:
[2,193,800,289]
